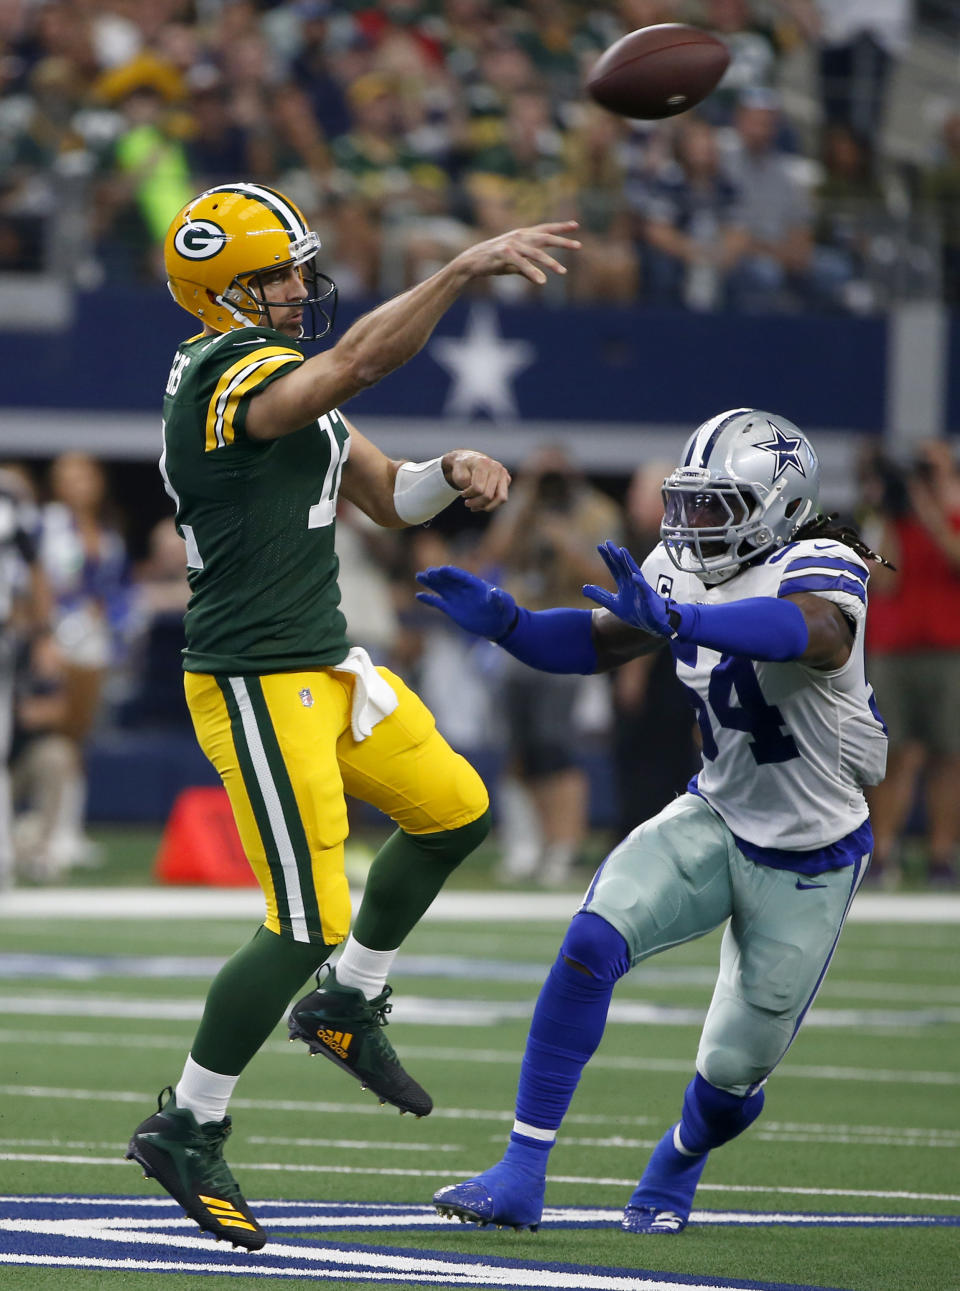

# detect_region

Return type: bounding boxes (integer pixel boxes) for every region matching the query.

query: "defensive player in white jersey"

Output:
[416,409,889,1236]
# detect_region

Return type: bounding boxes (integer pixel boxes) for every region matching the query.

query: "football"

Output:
[586,24,730,121]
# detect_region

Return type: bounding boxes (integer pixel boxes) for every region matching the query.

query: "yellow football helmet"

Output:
[164,182,337,340]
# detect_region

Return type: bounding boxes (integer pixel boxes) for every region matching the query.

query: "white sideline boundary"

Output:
[1,888,960,922]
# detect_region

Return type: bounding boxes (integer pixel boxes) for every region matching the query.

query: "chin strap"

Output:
[214,293,258,329]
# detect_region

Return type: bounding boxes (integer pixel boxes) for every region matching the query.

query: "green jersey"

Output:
[160,326,351,674]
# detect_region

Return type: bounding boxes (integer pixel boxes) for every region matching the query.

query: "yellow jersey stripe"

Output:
[205,346,303,451]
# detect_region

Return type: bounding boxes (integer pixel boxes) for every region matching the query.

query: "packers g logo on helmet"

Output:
[173,220,227,260]
[164,182,337,341]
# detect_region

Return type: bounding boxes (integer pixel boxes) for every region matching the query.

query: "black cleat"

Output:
[125,1087,266,1250]
[287,966,433,1117]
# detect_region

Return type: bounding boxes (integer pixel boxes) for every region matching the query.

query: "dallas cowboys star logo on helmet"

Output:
[755,422,807,481]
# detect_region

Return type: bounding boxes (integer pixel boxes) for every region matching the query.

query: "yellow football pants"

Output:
[185,666,489,945]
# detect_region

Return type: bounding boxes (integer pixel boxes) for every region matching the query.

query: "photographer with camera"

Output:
[860,440,960,888]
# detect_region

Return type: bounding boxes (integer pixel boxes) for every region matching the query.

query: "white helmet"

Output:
[661,408,820,584]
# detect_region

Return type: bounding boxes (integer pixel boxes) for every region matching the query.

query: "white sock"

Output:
[673,1123,700,1157]
[334,937,397,1000]
[514,1118,557,1144]
[175,1054,239,1125]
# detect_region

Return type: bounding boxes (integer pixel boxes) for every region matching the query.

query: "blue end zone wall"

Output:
[0,289,886,430]
[85,730,221,824]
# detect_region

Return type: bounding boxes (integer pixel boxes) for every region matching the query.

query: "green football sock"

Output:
[191,924,333,1076]
[352,810,491,951]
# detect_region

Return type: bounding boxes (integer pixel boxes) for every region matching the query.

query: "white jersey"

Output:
[0,476,39,631]
[641,537,888,852]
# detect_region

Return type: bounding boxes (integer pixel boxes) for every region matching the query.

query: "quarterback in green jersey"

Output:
[126,180,580,1248]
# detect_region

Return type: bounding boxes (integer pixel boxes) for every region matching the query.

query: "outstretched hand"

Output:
[582,540,676,637]
[458,221,581,286]
[415,565,518,640]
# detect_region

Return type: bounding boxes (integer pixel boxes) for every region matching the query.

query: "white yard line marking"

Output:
[0,1028,190,1050]
[0,995,202,1020]
[2,887,960,923]
[3,1157,960,1205]
[408,1049,960,1087]
[1,1203,956,1232]
[0,1140,148,1152]
[244,1137,462,1152]
[0,1137,462,1154]
[0,1250,820,1291]
[559,1122,960,1150]
[813,980,960,1005]
[0,1225,735,1291]
[3,1198,958,1226]
[752,1130,960,1149]
[3,991,959,1032]
[4,1038,960,1104]
[0,1085,636,1126]
[8,1109,960,1157]
[764,1119,960,1139]
[6,953,960,1011]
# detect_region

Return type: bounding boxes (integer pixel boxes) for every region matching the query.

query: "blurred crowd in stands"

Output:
[0,0,959,311]
[2,436,959,892]
[2,2,959,893]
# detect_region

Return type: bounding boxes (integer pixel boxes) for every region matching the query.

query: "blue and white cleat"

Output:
[621,1204,688,1235]
[620,1121,705,1236]
[433,1161,544,1232]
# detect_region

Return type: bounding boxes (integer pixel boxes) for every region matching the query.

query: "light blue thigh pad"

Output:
[581,794,735,966]
[695,857,861,1095]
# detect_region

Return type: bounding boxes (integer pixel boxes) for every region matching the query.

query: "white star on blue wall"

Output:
[429,303,536,418]
[755,423,807,480]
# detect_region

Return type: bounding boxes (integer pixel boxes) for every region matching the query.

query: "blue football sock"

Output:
[499,1134,551,1177]
[678,1073,765,1153]
[514,913,630,1132]
[629,1074,765,1217]
[434,1134,547,1229]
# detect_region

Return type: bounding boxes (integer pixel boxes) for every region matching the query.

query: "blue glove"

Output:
[582,540,676,637]
[415,565,517,640]
[583,540,810,661]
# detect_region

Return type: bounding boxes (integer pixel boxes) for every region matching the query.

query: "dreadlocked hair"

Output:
[795,514,895,570]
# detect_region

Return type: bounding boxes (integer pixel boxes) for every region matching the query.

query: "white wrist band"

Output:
[393,456,460,524]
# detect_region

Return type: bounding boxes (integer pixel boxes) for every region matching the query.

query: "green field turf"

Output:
[1,831,959,1291]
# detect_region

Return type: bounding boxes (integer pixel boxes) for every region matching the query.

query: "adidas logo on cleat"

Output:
[200,1194,260,1234]
[315,1028,353,1060]
[287,967,433,1117]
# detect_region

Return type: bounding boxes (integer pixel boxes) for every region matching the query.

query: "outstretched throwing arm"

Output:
[247,222,581,440]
